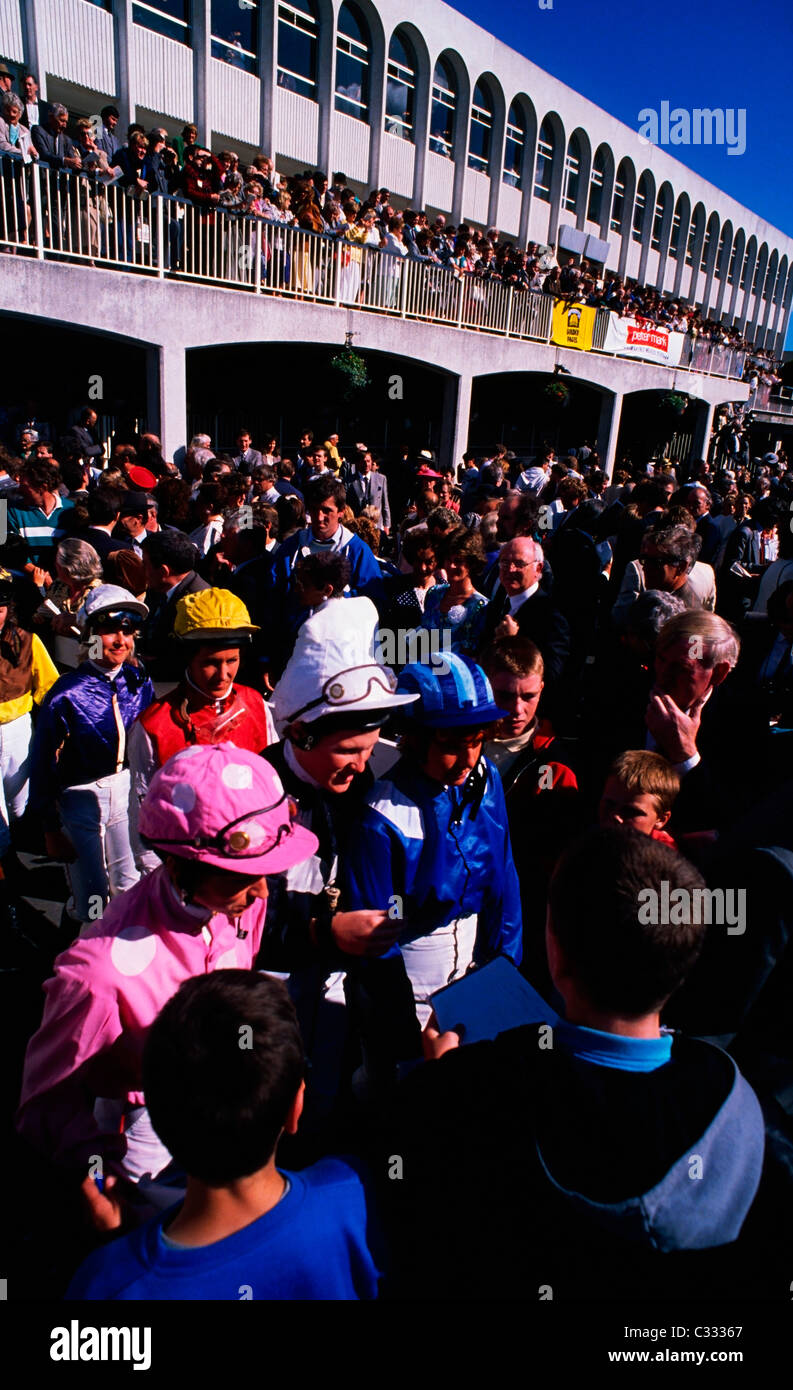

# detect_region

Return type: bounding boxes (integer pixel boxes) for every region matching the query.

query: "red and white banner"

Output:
[603,315,685,366]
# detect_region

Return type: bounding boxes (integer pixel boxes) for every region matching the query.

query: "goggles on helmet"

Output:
[147,791,300,861]
[288,664,397,722]
[91,608,141,634]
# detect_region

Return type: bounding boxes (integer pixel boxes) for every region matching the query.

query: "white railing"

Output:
[0,155,752,381]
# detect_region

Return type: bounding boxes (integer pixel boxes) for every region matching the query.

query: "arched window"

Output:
[727,242,739,285]
[651,192,665,251]
[610,159,629,232]
[740,249,751,290]
[211,0,258,71]
[587,146,607,224]
[700,224,714,273]
[563,134,581,213]
[714,229,728,279]
[429,57,456,158]
[685,210,703,267]
[277,0,318,98]
[468,80,494,173]
[670,208,682,258]
[503,102,526,187]
[534,119,555,202]
[632,174,649,242]
[385,30,416,141]
[335,2,370,121]
[132,0,189,43]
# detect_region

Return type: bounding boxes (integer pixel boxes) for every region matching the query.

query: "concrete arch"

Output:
[748,240,769,342]
[725,225,745,324]
[537,109,566,247]
[588,142,615,242]
[612,154,636,278]
[560,126,592,232]
[651,179,674,291]
[712,218,733,319]
[670,191,691,299]
[385,20,432,204]
[760,246,779,346]
[684,201,706,303]
[468,70,507,225]
[333,0,388,186]
[633,168,656,285]
[700,209,721,315]
[433,47,471,223]
[506,92,539,244]
[736,234,758,332]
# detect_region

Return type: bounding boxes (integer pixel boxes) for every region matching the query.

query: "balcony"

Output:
[0,157,750,388]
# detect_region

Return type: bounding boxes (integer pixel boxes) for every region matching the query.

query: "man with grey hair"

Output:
[31,103,81,171]
[479,535,570,690]
[612,523,716,630]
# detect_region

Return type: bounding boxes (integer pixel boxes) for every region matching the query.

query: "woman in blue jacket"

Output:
[341,652,523,1084]
[29,584,154,934]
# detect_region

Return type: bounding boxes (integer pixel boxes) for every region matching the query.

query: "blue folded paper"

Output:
[431,955,559,1044]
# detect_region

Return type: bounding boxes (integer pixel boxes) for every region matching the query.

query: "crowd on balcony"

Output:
[0,81,783,374]
[2,386,793,1302]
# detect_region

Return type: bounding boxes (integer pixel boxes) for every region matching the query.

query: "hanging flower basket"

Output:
[660,392,689,416]
[544,380,570,406]
[329,347,370,400]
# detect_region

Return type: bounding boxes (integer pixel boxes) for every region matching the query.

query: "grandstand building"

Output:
[1,0,792,465]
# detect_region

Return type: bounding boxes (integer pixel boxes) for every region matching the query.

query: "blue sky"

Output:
[449,0,793,239]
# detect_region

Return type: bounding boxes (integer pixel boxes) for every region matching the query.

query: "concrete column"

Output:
[316,6,335,177]
[690,399,716,465]
[596,389,623,481]
[112,0,133,130]
[439,372,472,472]
[258,0,277,158]
[147,343,187,464]
[193,0,211,148]
[410,66,430,212]
[487,104,507,231]
[21,0,46,97]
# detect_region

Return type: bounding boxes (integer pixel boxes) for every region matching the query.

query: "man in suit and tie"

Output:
[92,105,121,161]
[480,536,570,691]
[346,451,391,534]
[232,429,263,475]
[31,103,81,171]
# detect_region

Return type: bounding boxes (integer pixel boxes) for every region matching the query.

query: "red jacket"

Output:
[138,681,274,768]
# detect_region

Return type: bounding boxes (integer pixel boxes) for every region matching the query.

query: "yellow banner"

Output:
[551,301,596,351]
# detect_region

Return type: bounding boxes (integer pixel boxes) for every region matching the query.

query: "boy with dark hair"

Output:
[293,551,351,610]
[381,829,765,1300]
[67,971,381,1299]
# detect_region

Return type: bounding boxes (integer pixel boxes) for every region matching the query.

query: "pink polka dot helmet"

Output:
[139,743,319,875]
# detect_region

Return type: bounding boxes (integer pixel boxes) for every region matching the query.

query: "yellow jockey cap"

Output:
[173,587,260,642]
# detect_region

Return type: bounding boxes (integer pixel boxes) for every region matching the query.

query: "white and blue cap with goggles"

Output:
[396,653,508,728]
[79,584,149,632]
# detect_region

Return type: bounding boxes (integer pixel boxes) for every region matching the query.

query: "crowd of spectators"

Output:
[0,79,784,379]
[0,397,792,1304]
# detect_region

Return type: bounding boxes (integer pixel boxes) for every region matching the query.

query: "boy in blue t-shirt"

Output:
[67,971,382,1300]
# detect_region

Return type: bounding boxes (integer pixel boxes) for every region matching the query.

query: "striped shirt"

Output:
[6,497,74,566]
